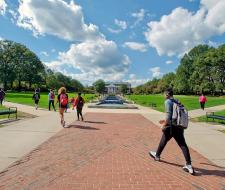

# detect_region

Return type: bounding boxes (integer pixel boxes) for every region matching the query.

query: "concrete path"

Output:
[188,104,225,118]
[0,102,77,172]
[0,113,224,190]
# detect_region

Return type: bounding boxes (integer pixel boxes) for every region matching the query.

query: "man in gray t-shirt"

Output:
[149,88,194,175]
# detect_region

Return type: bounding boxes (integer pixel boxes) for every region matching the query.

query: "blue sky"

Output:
[0,0,225,86]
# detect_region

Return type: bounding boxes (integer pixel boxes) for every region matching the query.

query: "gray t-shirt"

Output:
[165,98,174,124]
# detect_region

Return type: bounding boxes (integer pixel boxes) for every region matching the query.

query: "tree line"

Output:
[0,40,84,92]
[134,44,225,95]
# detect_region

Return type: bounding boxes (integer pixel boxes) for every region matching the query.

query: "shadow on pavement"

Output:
[0,119,20,125]
[160,160,225,177]
[67,124,100,130]
[84,120,107,124]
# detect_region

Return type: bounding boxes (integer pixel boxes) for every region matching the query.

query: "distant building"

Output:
[105,82,131,94]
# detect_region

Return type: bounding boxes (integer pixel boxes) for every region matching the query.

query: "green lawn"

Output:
[192,109,225,125]
[126,94,225,112]
[4,92,96,110]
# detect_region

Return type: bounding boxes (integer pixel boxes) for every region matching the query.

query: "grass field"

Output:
[3,92,96,110]
[126,94,225,112]
[192,110,225,125]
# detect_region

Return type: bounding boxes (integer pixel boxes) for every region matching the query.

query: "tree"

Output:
[93,79,105,94]
[174,45,211,94]
[120,84,128,95]
[0,40,16,89]
[0,40,45,91]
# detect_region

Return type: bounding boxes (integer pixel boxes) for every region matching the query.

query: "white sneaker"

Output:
[149,151,160,161]
[183,164,195,175]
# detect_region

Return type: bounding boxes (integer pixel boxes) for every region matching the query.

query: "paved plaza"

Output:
[0,110,225,190]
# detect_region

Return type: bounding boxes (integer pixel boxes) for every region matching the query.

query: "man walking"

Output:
[32,90,40,110]
[149,88,194,175]
[74,93,85,121]
[48,89,56,111]
[0,88,6,106]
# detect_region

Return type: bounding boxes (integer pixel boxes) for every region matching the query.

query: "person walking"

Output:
[32,90,40,110]
[48,89,56,111]
[56,87,68,127]
[149,88,194,175]
[199,93,207,110]
[0,88,6,106]
[74,93,85,121]
[70,97,75,110]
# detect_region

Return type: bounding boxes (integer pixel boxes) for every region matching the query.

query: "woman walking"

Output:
[56,87,68,127]
[199,93,207,110]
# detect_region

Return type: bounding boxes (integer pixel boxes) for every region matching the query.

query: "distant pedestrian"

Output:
[149,88,194,175]
[70,97,75,110]
[0,88,6,106]
[48,89,56,111]
[199,93,207,110]
[56,87,68,127]
[32,90,40,110]
[74,92,85,121]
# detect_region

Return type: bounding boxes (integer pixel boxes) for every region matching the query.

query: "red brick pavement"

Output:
[0,113,224,190]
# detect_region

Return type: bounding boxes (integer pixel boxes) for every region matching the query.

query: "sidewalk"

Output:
[0,113,224,190]
[0,102,77,172]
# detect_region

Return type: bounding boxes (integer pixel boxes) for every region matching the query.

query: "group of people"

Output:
[32,87,85,127]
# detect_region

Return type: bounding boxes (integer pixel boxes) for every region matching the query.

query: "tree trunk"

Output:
[29,81,32,90]
[18,80,21,92]
[3,81,7,90]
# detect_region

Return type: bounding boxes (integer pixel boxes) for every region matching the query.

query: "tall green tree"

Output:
[93,79,105,94]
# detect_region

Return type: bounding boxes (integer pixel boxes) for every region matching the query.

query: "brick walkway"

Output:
[0,113,224,190]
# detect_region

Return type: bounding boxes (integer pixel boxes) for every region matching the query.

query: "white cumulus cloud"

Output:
[123,42,148,52]
[17,0,103,41]
[0,0,7,15]
[125,74,149,87]
[145,0,225,57]
[150,67,162,78]
[47,38,130,83]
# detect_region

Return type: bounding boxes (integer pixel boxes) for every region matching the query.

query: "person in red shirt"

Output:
[70,97,75,110]
[56,87,68,127]
[74,93,85,121]
[199,93,207,110]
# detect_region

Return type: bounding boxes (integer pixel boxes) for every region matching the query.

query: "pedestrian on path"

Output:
[48,89,56,111]
[199,93,207,110]
[74,92,85,121]
[0,88,6,106]
[56,87,68,127]
[32,89,40,110]
[149,88,194,175]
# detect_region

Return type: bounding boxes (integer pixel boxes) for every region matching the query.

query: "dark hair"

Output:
[165,88,173,97]
[78,92,81,96]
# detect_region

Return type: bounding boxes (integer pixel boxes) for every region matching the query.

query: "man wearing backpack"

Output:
[149,88,194,175]
[48,89,56,111]
[32,90,40,110]
[74,92,85,121]
[56,87,68,127]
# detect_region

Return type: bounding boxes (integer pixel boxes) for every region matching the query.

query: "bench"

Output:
[149,102,157,108]
[206,111,225,122]
[0,107,17,119]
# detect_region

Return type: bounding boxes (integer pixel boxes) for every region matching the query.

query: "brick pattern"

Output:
[0,113,224,190]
